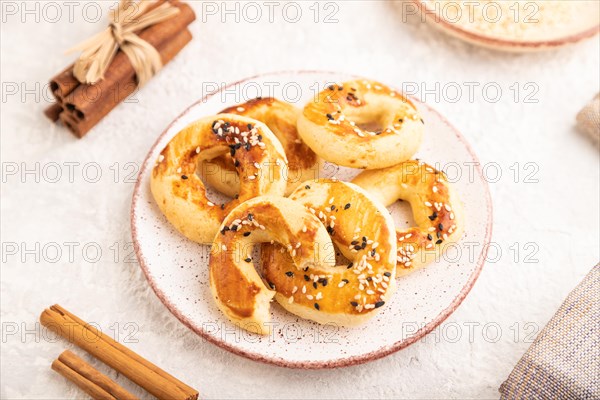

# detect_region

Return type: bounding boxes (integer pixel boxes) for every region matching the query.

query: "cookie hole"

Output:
[196,158,235,206]
[388,200,417,230]
[355,121,385,134]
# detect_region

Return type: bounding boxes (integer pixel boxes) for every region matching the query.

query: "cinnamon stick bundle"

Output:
[41,305,198,400]
[46,1,195,138]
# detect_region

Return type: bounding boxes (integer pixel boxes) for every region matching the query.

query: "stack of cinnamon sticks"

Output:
[45,0,195,138]
[41,304,199,400]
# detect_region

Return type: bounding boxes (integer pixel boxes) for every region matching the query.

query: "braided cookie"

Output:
[151,114,288,243]
[209,196,336,335]
[297,80,424,169]
[202,98,321,196]
[352,160,463,275]
[261,180,398,326]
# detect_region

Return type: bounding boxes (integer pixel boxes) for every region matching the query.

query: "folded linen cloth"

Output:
[499,265,599,399]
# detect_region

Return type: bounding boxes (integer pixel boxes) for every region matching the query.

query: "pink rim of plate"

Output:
[130,71,494,369]
[412,0,600,50]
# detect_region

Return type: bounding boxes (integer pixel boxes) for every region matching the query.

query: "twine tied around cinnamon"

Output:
[68,0,180,86]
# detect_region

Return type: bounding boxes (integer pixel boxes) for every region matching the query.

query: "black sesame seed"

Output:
[398,118,403,123]
[245,258,252,262]
[285,271,294,277]
[438,223,444,231]
[234,160,240,167]
[436,239,443,245]
[268,282,275,289]
[313,282,318,289]
[245,143,251,151]
[234,194,239,199]
[314,303,320,310]
[351,240,358,245]
[342,279,349,283]
[326,226,334,235]
[229,147,236,157]
[247,123,253,130]
[427,234,433,241]
[420,118,425,124]
[366,277,372,282]
[220,204,225,210]
[326,113,333,120]
[304,275,310,281]
[429,212,437,221]
[350,301,358,307]
[383,272,391,277]
[330,205,336,211]
[354,245,362,251]
[361,242,367,249]
[321,279,328,287]
[257,134,263,141]
[362,236,367,242]
[371,249,376,257]
[344,203,351,210]
[243,232,251,237]
[347,262,353,269]
[181,175,188,180]
[231,225,238,232]
[247,213,254,221]
[338,86,343,91]
[305,185,311,189]
[374,301,385,308]
[234,143,242,149]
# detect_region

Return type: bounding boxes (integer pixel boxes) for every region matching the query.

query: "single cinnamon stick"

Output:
[52,358,117,400]
[49,64,80,101]
[61,28,192,137]
[60,1,195,137]
[52,350,138,400]
[44,103,64,122]
[40,305,198,400]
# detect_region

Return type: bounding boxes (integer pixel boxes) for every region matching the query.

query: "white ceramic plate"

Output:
[412,0,599,52]
[131,71,493,368]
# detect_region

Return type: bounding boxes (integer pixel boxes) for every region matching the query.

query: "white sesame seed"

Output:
[221,244,227,251]
[237,107,245,112]
[292,286,298,294]
[306,295,314,300]
[288,296,294,304]
[302,286,306,294]
[316,292,323,300]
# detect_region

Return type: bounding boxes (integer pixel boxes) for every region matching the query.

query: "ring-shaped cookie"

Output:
[151,114,288,243]
[261,179,398,326]
[202,98,321,196]
[352,160,464,275]
[297,79,424,169]
[209,196,336,335]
